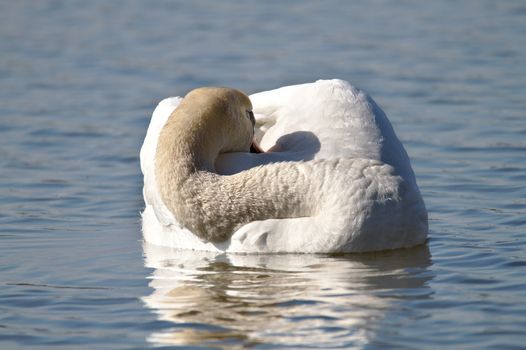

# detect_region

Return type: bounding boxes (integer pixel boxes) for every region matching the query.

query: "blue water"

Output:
[1,1,525,349]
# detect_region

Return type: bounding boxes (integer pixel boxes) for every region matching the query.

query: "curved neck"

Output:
[157,112,220,175]
[154,113,314,242]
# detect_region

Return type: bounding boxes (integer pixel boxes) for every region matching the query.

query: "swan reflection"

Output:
[142,243,432,348]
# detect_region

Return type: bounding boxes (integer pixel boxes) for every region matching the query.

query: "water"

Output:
[1,1,525,349]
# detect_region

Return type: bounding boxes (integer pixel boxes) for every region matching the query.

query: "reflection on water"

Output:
[142,243,433,349]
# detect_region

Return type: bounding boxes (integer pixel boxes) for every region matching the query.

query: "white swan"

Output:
[140,79,427,253]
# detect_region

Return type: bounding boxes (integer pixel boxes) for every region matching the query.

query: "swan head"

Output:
[183,87,256,154]
[156,87,259,174]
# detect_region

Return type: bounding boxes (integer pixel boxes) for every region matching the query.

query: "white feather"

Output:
[140,79,428,253]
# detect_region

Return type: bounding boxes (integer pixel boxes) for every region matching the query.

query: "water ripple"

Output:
[1,1,526,349]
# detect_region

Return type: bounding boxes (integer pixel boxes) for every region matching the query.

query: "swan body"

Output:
[140,79,427,253]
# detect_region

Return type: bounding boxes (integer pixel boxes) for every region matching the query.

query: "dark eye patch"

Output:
[246,110,255,127]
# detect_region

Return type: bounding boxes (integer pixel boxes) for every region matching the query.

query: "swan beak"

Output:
[250,138,265,153]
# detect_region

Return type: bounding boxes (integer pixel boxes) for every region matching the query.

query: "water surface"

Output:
[1,1,525,349]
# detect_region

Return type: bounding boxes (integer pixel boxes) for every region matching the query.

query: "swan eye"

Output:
[246,110,255,127]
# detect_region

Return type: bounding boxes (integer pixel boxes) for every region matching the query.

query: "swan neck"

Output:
[153,91,315,243]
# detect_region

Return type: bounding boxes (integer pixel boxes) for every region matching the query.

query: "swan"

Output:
[140,79,428,253]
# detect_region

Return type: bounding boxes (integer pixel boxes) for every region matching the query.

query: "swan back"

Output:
[250,80,416,181]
